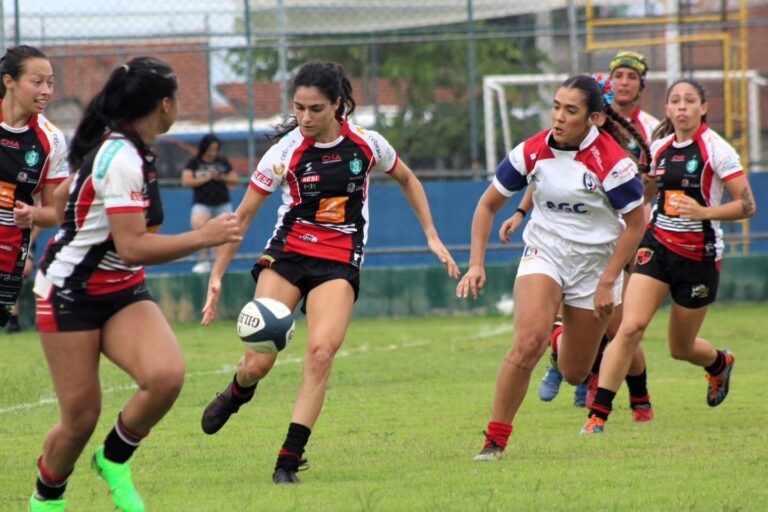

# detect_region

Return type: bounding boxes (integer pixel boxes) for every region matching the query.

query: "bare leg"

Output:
[490,274,561,424]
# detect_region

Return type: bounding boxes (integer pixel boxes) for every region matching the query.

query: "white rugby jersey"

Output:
[649,123,743,261]
[249,120,397,267]
[494,126,643,245]
[40,136,164,294]
[625,108,659,163]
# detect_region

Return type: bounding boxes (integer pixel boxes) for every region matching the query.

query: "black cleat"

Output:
[272,467,300,485]
[201,384,242,435]
[272,458,307,485]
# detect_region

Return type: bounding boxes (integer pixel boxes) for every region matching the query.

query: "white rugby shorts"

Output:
[516,223,622,310]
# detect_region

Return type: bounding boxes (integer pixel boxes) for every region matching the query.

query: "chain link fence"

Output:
[3,0,767,182]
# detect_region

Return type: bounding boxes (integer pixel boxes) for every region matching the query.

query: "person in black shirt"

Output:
[181,134,238,273]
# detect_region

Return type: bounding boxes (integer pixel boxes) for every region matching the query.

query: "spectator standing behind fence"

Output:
[198,60,459,485]
[0,45,69,330]
[457,75,647,461]
[581,78,757,434]
[28,57,241,512]
[181,134,238,273]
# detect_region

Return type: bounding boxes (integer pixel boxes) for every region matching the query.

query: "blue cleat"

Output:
[573,383,587,407]
[539,365,563,401]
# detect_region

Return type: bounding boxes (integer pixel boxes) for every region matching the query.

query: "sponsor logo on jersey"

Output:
[316,196,348,223]
[672,154,685,162]
[301,175,320,183]
[691,284,709,299]
[24,150,40,167]
[0,180,16,209]
[611,161,635,180]
[545,201,589,214]
[685,156,699,173]
[271,162,287,176]
[635,248,653,265]
[322,154,342,164]
[349,158,363,175]
[16,172,28,183]
[583,172,597,192]
[305,162,313,172]
[299,233,318,243]
[254,172,273,187]
[0,138,19,149]
[346,183,355,193]
[130,191,143,202]
[589,146,604,172]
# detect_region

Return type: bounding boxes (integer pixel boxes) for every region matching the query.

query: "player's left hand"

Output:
[675,195,707,220]
[593,283,615,321]
[428,237,460,279]
[13,201,35,229]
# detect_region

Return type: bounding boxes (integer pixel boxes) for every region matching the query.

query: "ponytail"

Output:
[69,57,178,170]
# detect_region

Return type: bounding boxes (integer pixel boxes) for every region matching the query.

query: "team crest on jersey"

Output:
[521,246,539,261]
[582,172,597,192]
[686,157,699,173]
[24,150,40,167]
[635,248,653,265]
[691,284,709,299]
[349,158,363,175]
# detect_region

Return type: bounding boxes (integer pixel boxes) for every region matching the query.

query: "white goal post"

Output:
[483,70,767,176]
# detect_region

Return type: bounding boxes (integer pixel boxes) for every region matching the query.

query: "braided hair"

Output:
[272,61,356,139]
[560,74,651,173]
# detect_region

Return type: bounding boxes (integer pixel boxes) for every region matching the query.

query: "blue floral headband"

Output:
[592,73,614,107]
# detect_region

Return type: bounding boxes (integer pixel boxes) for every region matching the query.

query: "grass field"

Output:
[1,304,767,511]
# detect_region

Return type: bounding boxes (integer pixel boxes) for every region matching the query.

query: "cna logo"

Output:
[545,201,589,214]
[0,138,20,149]
[322,154,342,164]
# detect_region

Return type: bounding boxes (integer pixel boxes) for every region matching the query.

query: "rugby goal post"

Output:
[483,70,767,176]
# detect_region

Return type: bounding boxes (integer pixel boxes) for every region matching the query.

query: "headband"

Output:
[591,74,614,107]
[609,51,648,77]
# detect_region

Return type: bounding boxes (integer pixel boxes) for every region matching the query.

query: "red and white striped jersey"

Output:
[494,126,644,245]
[39,136,164,294]
[249,120,398,267]
[0,109,68,304]
[649,123,743,261]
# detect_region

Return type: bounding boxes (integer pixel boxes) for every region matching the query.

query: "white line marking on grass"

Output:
[0,324,512,416]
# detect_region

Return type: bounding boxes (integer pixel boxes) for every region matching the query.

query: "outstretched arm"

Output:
[456,185,509,300]
[389,159,460,278]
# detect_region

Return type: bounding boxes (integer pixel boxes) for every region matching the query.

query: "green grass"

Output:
[1,304,767,511]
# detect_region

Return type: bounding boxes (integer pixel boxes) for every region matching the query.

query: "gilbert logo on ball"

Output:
[237,298,296,354]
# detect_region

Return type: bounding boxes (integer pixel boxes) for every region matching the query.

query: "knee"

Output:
[61,404,101,440]
[669,344,692,361]
[562,369,589,386]
[617,320,647,345]
[509,330,549,367]
[304,344,338,376]
[142,364,185,403]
